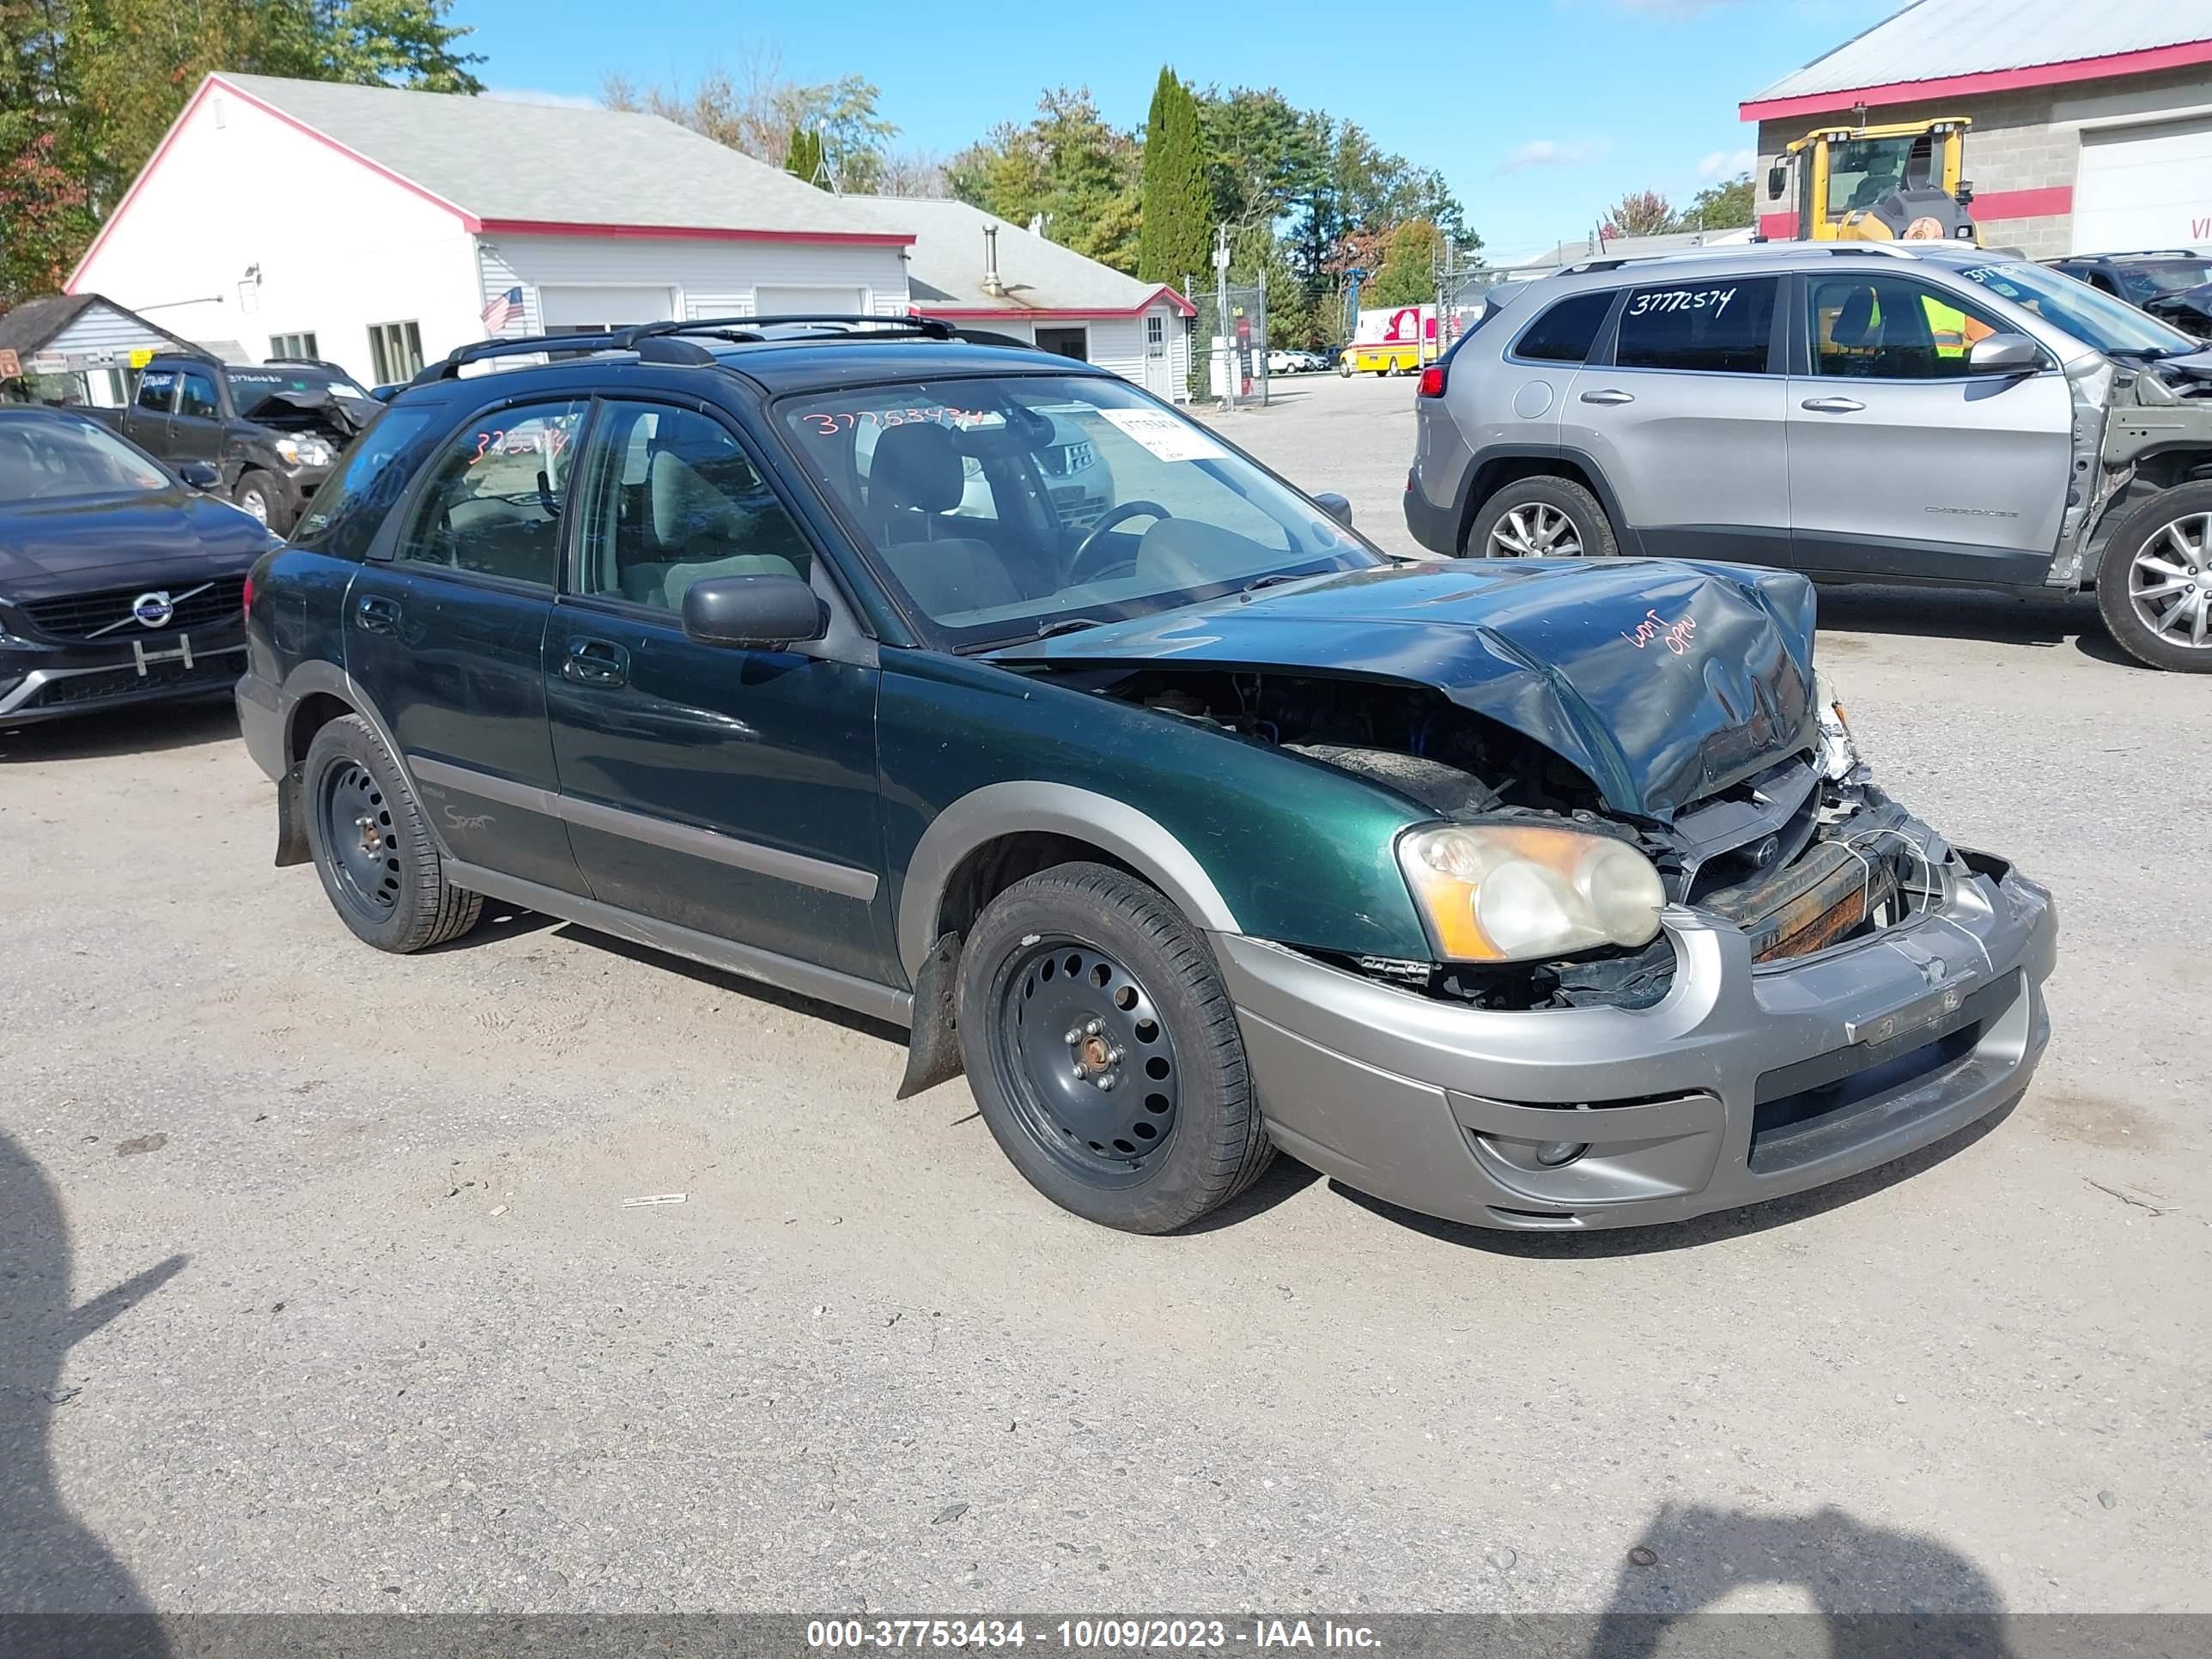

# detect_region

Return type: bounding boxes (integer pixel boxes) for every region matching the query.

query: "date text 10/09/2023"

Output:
[805,1619,1382,1650]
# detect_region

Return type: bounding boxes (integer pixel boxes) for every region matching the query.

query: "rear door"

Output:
[343,395,592,896]
[1564,273,1790,564]
[1784,270,2069,584]
[544,398,893,987]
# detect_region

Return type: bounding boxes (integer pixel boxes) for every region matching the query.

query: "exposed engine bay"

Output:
[1079,667,1947,1012]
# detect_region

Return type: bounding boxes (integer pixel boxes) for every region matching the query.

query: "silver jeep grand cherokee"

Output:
[1405,240,2212,672]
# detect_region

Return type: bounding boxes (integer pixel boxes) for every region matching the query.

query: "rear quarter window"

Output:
[290,406,440,559]
[1511,291,1617,363]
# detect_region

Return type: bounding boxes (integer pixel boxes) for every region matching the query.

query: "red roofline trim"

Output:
[915,287,1198,321]
[1740,37,2212,122]
[477,219,914,246]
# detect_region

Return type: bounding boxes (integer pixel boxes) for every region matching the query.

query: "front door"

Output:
[167,367,225,472]
[545,398,892,986]
[121,366,177,453]
[1786,270,2070,583]
[1564,273,1790,564]
[343,396,592,895]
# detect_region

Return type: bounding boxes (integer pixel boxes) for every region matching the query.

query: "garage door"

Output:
[538,285,676,330]
[2072,116,2212,253]
[756,285,868,319]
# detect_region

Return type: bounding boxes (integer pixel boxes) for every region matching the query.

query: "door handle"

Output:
[562,636,629,688]
[1578,389,1635,405]
[1800,396,1866,414]
[354,593,401,635]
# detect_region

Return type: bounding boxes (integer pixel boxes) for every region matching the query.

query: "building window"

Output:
[368,320,425,385]
[270,331,319,360]
[1146,315,1165,357]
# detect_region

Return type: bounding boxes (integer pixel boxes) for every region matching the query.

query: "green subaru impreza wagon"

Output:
[236,316,2057,1235]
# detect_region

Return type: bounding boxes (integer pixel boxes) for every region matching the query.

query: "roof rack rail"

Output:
[407,313,960,387]
[629,313,957,344]
[2087,247,2203,260]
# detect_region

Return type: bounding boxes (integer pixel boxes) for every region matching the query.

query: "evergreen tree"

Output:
[1136,67,1207,288]
[784,125,827,188]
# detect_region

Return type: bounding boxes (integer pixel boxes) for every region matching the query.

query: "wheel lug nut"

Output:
[1072,1065,1086,1080]
[1085,1018,1102,1035]
[1064,1028,1082,1045]
[1097,1076,1115,1091]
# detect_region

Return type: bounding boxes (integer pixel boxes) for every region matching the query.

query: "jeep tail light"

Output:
[1417,364,1446,398]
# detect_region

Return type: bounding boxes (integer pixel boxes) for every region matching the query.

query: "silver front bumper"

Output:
[1214,854,2057,1231]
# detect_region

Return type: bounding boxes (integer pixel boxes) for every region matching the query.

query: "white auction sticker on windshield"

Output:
[1099,408,1231,462]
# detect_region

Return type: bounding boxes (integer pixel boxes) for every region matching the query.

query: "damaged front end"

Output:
[1046,662,1949,1017]
[2053,354,2212,587]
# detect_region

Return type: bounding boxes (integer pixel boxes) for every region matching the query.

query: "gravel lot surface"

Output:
[3,371,2208,1623]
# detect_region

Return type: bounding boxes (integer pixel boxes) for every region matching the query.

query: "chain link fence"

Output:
[1184,282,1270,406]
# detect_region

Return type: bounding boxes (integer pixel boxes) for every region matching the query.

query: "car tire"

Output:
[301,714,483,952]
[233,471,278,529]
[1464,476,1620,560]
[956,861,1274,1234]
[2094,483,2212,672]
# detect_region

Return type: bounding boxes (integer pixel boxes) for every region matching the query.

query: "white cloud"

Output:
[483,87,600,109]
[1501,137,1614,173]
[1698,147,1757,180]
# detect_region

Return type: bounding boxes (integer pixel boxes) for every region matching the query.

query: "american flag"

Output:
[481,286,523,333]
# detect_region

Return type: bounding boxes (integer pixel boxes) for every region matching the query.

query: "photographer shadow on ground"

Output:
[2,1126,182,1644]
[1589,1501,2019,1659]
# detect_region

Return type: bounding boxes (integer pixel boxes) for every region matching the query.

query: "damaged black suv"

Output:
[237,317,2058,1236]
[92,353,379,532]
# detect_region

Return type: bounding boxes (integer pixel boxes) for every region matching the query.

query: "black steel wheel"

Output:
[301,714,482,952]
[318,755,401,921]
[991,933,1182,1187]
[957,861,1273,1233]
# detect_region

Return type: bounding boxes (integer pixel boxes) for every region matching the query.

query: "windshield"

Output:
[778,374,1379,647]
[0,416,172,503]
[1957,261,2197,356]
[1825,135,1922,217]
[2114,260,2212,302]
[228,367,373,417]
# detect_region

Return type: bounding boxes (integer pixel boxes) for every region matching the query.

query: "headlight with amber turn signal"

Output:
[1396,822,1668,963]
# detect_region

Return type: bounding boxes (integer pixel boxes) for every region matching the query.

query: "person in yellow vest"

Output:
[1924,293,1995,360]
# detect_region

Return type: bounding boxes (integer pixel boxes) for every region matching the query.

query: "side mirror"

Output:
[681,573,828,650]
[1314,491,1353,528]
[1966,332,2041,376]
[1765,164,1788,199]
[177,460,220,490]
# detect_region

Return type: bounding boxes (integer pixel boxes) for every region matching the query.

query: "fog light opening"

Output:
[1534,1139,1589,1168]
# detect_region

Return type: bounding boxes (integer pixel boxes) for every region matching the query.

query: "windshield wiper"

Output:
[1241,573,1310,599]
[1034,616,1108,639]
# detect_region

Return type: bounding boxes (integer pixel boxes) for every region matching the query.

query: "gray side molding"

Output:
[896,781,1242,980]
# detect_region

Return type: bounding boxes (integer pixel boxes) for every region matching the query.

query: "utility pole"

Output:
[1213,222,1235,411]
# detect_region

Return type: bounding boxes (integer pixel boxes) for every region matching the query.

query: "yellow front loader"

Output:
[1766,116,1980,245]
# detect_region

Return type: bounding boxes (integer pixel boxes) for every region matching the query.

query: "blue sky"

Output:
[465,0,1902,261]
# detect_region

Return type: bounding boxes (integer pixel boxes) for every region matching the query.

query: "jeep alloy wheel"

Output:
[2126,512,2212,652]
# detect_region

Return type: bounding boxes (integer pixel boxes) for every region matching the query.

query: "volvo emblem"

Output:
[131,591,175,629]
